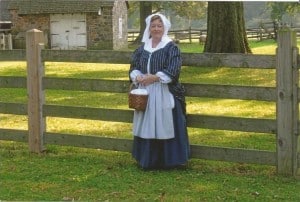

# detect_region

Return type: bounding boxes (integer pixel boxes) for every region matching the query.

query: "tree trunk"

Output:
[204,2,251,53]
[133,2,152,44]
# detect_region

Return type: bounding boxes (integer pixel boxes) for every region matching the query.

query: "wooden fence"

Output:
[0,33,13,50]
[128,28,207,43]
[0,28,299,176]
[128,27,300,43]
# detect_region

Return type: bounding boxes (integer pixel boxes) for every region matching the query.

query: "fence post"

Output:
[26,29,45,153]
[276,27,298,176]
[188,26,192,43]
[7,34,13,50]
[293,45,300,177]
[0,33,5,50]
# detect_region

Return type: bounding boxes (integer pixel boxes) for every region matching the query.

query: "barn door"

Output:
[50,14,87,50]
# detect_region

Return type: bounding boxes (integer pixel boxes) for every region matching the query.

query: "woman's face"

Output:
[150,18,164,41]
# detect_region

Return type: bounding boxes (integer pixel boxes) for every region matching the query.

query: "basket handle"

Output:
[129,82,136,91]
[130,82,146,91]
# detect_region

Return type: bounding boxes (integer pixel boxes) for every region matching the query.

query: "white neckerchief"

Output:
[144,37,172,74]
[144,37,172,53]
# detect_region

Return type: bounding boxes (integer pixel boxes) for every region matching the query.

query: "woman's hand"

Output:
[136,74,159,86]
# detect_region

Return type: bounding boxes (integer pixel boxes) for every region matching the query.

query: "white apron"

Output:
[133,82,175,139]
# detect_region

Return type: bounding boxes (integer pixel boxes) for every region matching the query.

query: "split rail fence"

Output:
[0,28,299,176]
[128,27,300,43]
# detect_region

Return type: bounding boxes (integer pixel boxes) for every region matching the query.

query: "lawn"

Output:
[0,39,300,201]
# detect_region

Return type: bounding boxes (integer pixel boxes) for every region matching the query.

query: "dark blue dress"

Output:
[129,41,190,169]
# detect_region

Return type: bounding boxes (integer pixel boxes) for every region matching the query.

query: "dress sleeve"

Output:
[129,45,145,82]
[129,46,143,71]
[162,43,182,82]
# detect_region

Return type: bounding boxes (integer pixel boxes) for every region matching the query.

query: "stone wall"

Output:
[10,10,49,34]
[8,1,128,50]
[10,10,49,49]
[87,7,113,50]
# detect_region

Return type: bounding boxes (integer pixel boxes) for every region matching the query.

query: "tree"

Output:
[168,1,207,27]
[263,2,300,40]
[133,1,153,44]
[128,1,207,44]
[268,2,300,25]
[204,2,251,53]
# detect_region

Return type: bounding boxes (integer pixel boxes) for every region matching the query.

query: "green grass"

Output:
[129,38,285,54]
[1,141,299,201]
[177,39,279,54]
[1,40,300,201]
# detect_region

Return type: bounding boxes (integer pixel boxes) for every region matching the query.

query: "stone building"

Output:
[0,0,12,33]
[7,0,128,50]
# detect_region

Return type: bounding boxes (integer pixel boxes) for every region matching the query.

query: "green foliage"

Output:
[267,2,300,23]
[168,1,207,21]
[127,1,207,30]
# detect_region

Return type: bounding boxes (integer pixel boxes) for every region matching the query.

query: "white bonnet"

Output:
[141,13,171,43]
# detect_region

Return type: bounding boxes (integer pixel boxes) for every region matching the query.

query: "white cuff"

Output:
[130,70,143,83]
[156,71,172,83]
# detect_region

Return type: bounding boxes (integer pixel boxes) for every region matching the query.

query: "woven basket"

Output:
[128,85,148,111]
[128,93,148,111]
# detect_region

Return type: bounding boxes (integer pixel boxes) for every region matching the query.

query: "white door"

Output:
[50,14,87,50]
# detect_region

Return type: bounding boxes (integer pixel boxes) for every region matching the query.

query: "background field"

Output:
[0,39,300,201]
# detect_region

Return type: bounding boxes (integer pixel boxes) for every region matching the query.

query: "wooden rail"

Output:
[128,27,300,43]
[0,50,278,68]
[0,28,299,176]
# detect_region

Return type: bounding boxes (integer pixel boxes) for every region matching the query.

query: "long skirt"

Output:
[132,99,190,169]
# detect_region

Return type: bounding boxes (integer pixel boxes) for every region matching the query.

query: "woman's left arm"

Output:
[162,44,182,82]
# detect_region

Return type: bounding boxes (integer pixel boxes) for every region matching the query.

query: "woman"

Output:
[129,13,190,169]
